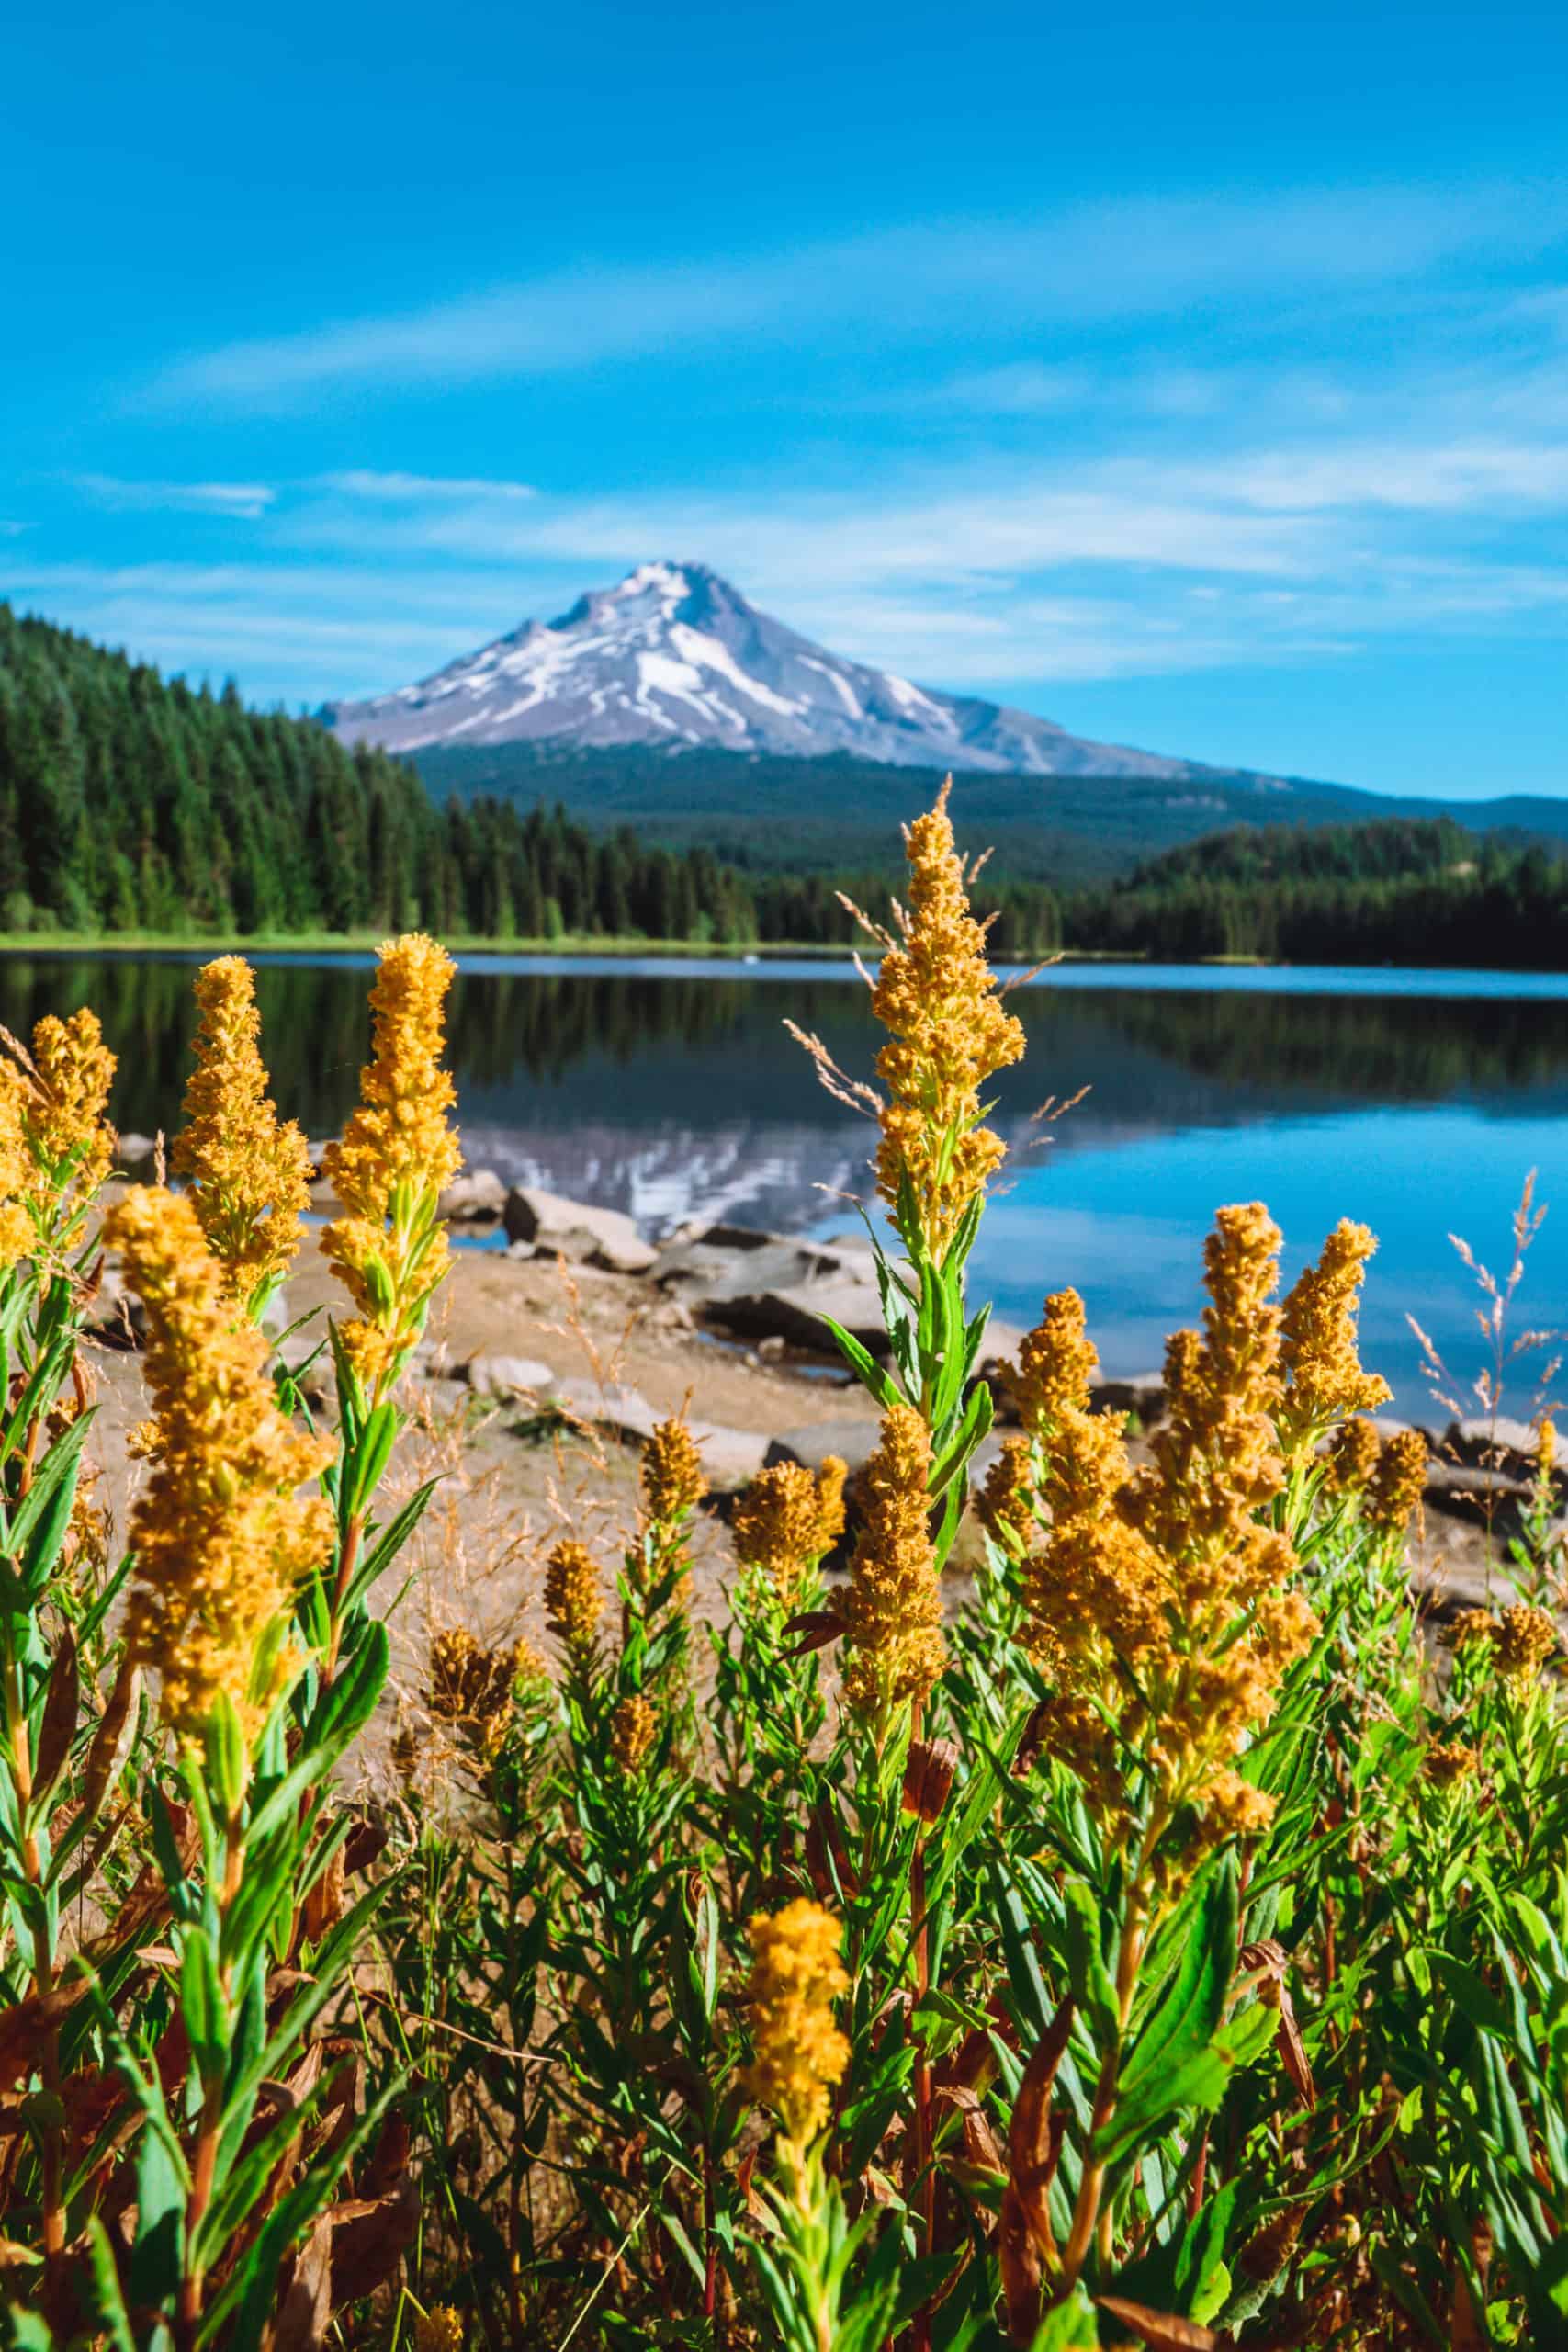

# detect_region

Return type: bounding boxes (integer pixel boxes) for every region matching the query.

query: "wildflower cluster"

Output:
[106,1184,333,1743]
[322,932,461,1389]
[731,1453,847,1609]
[171,954,310,1308]
[0,1005,116,1257]
[840,1402,945,1728]
[743,1898,850,2148]
[867,778,1025,1261]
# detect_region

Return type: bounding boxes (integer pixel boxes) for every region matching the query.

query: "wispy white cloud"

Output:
[315,469,536,502]
[150,181,1568,409]
[71,474,277,518]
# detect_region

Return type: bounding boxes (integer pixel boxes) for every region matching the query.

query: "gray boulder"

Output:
[688,1421,772,1491]
[465,1352,556,1399]
[439,1168,506,1221]
[502,1186,656,1274]
[548,1376,660,1442]
[114,1131,157,1174]
[764,1417,883,1477]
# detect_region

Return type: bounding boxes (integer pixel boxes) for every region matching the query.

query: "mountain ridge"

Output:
[324,559,1286,786]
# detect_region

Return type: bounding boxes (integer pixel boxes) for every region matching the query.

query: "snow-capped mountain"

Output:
[324,561,1244,780]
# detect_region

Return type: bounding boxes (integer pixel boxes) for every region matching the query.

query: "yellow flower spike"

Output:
[609,1690,657,1776]
[1325,1416,1382,1497]
[416,2309,465,2352]
[1365,1428,1427,1535]
[172,957,310,1309]
[104,1186,334,1746]
[321,933,461,1390]
[1494,1603,1557,1682]
[1278,1219,1392,1461]
[999,1289,1100,1439]
[813,1455,848,1555]
[1,1007,116,1250]
[841,1403,945,1724]
[869,780,1025,1264]
[734,1461,831,1608]
[641,1414,706,1529]
[743,1898,850,2148]
[543,1537,604,1657]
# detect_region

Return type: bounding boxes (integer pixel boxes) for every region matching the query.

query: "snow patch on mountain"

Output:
[323,560,1254,783]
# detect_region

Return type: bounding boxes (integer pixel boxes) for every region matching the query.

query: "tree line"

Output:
[5,607,1567,967]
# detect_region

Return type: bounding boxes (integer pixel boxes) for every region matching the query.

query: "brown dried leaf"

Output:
[781,1608,846,1658]
[1008,1996,1076,2248]
[0,1989,81,2093]
[33,1630,80,1799]
[1097,2298,1218,2349]
[327,2171,419,2310]
[998,2181,1042,2347]
[270,2211,333,2352]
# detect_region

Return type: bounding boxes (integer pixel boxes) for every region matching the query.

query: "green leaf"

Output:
[821,1316,904,1410]
[128,2106,186,2310]
[1029,2285,1100,2348]
[180,1927,228,2082]
[1122,1858,1237,2100]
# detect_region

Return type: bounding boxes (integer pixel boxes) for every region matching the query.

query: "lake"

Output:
[4,950,1564,1416]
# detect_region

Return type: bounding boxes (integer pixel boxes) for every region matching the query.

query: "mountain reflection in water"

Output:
[2,953,1563,1409]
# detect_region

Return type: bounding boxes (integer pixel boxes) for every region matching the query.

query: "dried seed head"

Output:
[1278,1220,1391,1457]
[743,1898,850,2146]
[869,782,1025,1263]
[1444,1608,1496,1653]
[172,956,310,1304]
[902,1736,959,1823]
[543,1538,603,1656]
[104,1186,333,1743]
[609,1690,657,1777]
[641,1415,706,1528]
[841,1404,945,1724]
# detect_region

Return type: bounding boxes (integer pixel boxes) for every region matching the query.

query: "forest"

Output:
[5,605,1568,966]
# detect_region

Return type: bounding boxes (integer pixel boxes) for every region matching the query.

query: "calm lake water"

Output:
[5,950,1565,1415]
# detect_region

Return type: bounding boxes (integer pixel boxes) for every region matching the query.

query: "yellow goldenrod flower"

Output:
[105,1187,333,1746]
[841,1404,945,1724]
[1025,1204,1313,1858]
[1424,1738,1480,1788]
[1444,1608,1495,1653]
[1278,1220,1392,1459]
[1494,1602,1556,1682]
[543,1537,603,1656]
[415,2308,464,2352]
[814,1454,848,1555]
[172,956,310,1306]
[321,934,461,1388]
[743,1898,850,2146]
[1325,1416,1382,1497]
[733,1458,846,1608]
[975,1433,1038,1555]
[1536,1416,1558,1484]
[609,1690,657,1776]
[1000,1289,1100,1439]
[641,1414,706,1527]
[869,781,1025,1263]
[1364,1428,1427,1535]
[1,1007,116,1250]
[427,1626,536,1739]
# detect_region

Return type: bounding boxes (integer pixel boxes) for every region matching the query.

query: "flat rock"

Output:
[1091,1374,1168,1425]
[439,1169,506,1221]
[502,1185,655,1274]
[688,1420,771,1491]
[764,1417,883,1476]
[465,1352,556,1399]
[1422,1459,1533,1532]
[704,1274,888,1356]
[548,1375,660,1442]
[114,1131,157,1173]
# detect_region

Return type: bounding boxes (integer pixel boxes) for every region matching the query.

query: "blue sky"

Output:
[6,0,1568,797]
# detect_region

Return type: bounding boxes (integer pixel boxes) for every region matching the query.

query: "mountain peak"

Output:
[323,562,1234,784]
